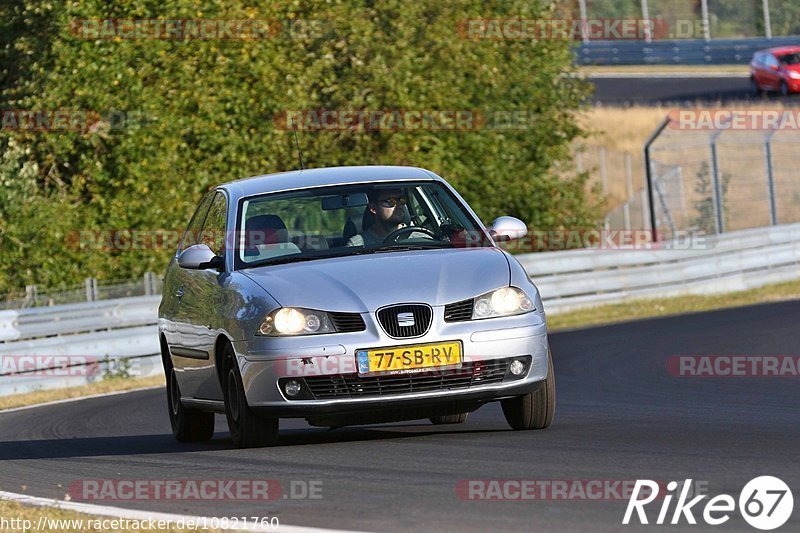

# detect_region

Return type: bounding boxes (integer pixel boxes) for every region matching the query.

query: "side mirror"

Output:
[178,244,224,270]
[488,216,527,242]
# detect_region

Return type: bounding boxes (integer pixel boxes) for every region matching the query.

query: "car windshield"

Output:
[235,180,490,269]
[778,53,800,66]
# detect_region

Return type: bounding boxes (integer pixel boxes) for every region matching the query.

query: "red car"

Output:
[750,46,800,96]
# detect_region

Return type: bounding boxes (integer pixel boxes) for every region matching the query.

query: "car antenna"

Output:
[292,125,305,170]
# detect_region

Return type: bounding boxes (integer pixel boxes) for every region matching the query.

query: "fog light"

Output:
[284,380,302,397]
[509,359,526,376]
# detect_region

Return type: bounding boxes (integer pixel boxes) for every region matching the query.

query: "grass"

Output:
[548,277,800,331]
[0,375,164,411]
[0,500,214,532]
[579,64,749,75]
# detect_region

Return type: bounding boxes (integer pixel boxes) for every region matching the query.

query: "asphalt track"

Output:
[591,75,800,106]
[2,300,799,532]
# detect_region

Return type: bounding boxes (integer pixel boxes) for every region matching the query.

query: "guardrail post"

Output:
[624,153,633,230]
[144,272,153,296]
[85,277,98,302]
[24,285,37,308]
[764,130,778,225]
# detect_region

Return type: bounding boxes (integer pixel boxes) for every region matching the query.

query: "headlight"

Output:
[258,308,336,336]
[788,71,800,80]
[472,287,534,319]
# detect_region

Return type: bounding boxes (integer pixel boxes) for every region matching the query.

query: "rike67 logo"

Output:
[624,477,793,530]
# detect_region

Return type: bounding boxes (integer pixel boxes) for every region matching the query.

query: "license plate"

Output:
[356,341,462,375]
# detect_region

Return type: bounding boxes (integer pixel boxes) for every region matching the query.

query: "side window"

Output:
[200,192,228,257]
[179,192,214,253]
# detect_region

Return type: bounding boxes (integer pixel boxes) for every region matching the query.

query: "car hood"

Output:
[241,247,510,312]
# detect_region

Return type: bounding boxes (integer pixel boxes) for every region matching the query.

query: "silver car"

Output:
[158,166,555,447]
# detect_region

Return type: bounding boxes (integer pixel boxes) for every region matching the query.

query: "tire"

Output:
[501,348,556,430]
[222,343,279,448]
[166,363,215,442]
[430,413,469,425]
[781,81,790,97]
[750,77,762,96]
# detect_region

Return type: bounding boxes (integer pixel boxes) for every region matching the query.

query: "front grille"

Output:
[303,358,510,399]
[329,312,366,333]
[376,304,432,338]
[444,298,473,322]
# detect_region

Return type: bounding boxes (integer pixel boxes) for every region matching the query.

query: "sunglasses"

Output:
[377,196,408,208]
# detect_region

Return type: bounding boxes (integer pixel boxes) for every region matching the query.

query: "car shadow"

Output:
[0,424,509,461]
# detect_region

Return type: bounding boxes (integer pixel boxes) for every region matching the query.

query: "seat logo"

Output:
[397,312,415,327]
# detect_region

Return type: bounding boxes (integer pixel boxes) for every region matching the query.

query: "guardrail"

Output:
[1,223,799,396]
[0,296,160,343]
[575,37,800,65]
[519,223,800,313]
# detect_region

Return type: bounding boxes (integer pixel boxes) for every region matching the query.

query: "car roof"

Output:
[760,46,800,56]
[218,165,442,199]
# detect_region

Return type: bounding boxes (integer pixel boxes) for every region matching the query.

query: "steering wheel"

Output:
[382,226,437,244]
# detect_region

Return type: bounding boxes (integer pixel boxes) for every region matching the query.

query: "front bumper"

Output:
[231,307,549,419]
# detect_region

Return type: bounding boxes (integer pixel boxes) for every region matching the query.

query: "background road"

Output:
[2,301,799,532]
[591,75,800,105]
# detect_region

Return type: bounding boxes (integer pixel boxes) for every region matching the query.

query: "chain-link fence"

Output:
[645,124,800,240]
[571,0,800,40]
[579,112,800,240]
[0,272,162,310]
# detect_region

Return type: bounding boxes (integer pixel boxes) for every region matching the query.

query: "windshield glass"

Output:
[234,180,490,269]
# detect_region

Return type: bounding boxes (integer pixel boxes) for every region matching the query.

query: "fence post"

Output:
[640,0,652,43]
[709,136,725,234]
[640,189,649,233]
[578,0,590,43]
[763,0,772,40]
[599,146,608,195]
[700,0,711,41]
[764,130,778,225]
[144,272,153,296]
[643,116,672,242]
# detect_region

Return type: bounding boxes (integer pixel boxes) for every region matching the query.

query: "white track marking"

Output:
[0,385,163,415]
[0,490,358,532]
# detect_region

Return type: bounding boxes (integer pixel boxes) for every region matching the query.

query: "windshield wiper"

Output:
[348,243,453,255]
[246,254,338,268]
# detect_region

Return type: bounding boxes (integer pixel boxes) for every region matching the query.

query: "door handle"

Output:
[176,286,184,303]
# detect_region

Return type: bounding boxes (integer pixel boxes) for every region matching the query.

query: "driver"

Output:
[346,189,413,247]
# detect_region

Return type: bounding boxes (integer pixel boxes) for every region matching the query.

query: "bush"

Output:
[0,0,599,292]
